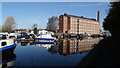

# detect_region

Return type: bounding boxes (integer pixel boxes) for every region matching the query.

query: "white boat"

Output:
[36,34,55,43]
[0,39,16,52]
[8,33,22,38]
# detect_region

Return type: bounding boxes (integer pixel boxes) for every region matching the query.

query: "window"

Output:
[2,42,7,46]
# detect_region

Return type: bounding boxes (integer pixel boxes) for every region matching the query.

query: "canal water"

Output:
[2,37,103,67]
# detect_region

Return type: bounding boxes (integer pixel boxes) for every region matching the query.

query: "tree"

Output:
[2,16,17,32]
[32,24,38,34]
[33,28,38,35]
[103,1,120,37]
[32,24,38,30]
[46,16,59,32]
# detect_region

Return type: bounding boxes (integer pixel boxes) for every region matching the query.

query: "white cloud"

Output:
[1,0,116,2]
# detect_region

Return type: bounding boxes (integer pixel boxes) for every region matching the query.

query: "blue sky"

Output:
[2,2,110,29]
[2,0,111,2]
[0,2,2,26]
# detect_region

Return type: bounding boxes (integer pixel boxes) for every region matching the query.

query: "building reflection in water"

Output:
[59,38,103,56]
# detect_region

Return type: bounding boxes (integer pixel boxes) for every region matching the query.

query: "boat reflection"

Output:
[21,41,29,46]
[36,42,59,54]
[29,41,36,45]
[59,38,103,56]
[36,38,103,56]
[36,42,55,49]
[0,51,16,68]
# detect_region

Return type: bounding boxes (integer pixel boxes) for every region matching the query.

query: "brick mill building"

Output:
[59,11,100,35]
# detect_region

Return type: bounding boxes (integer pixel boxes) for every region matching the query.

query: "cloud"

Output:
[60,3,106,7]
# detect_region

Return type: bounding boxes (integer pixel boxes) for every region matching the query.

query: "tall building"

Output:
[59,11,100,34]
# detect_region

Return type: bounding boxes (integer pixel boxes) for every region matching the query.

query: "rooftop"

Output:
[63,13,97,21]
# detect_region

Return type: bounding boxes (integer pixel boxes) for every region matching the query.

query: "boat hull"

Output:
[36,38,55,42]
[0,44,16,53]
[37,42,54,44]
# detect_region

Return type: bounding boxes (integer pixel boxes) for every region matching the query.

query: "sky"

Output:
[1,0,115,2]
[2,2,110,30]
[0,2,2,27]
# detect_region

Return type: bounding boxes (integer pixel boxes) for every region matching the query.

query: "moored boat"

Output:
[36,34,55,43]
[0,39,16,53]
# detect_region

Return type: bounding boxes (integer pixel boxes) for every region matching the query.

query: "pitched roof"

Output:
[63,13,97,21]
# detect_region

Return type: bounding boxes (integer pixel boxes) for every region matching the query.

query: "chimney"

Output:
[97,11,100,22]
[64,13,67,16]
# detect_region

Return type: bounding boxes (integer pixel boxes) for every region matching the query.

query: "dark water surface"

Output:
[2,37,103,67]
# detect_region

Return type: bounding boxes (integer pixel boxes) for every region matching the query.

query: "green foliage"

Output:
[33,28,38,34]
[103,2,120,35]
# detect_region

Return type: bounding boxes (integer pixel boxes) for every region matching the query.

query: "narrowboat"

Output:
[0,39,16,53]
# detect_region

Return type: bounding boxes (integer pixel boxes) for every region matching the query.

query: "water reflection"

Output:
[29,41,36,45]
[36,43,55,49]
[35,37,103,56]
[16,41,36,46]
[59,38,102,56]
[21,41,29,46]
[0,51,16,68]
[48,44,59,54]
[12,37,103,66]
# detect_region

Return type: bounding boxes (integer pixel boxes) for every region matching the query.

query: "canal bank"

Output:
[77,37,120,67]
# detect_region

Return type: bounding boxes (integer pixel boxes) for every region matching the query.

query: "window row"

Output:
[70,19,98,24]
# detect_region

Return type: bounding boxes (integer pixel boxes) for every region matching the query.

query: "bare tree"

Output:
[46,16,59,32]
[2,16,17,32]
[32,24,38,30]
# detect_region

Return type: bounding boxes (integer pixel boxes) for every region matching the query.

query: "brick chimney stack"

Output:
[97,11,100,22]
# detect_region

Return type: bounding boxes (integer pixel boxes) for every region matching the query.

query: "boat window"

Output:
[2,42,7,46]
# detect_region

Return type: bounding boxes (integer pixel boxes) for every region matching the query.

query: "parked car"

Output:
[29,34,36,39]
[77,34,84,38]
[69,33,77,38]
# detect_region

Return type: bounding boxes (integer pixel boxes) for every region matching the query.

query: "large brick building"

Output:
[59,11,100,35]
